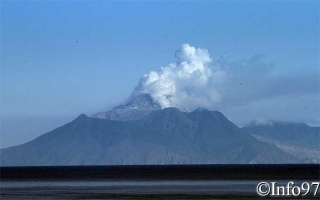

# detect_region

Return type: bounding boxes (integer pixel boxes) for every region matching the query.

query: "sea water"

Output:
[1,180,318,199]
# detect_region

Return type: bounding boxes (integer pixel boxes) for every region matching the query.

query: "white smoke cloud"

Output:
[130,43,319,126]
[133,44,225,111]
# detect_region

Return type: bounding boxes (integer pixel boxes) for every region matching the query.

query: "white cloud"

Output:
[133,44,225,111]
[131,44,319,125]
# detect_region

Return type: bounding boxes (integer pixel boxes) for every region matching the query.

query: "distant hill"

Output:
[0,107,308,166]
[242,122,320,163]
[243,122,320,148]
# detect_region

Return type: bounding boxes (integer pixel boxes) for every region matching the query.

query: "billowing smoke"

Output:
[132,44,225,111]
[130,43,319,126]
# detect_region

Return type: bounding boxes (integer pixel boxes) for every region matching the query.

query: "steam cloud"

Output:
[133,44,225,111]
[130,43,319,125]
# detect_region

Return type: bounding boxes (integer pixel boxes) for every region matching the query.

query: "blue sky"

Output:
[1,1,319,148]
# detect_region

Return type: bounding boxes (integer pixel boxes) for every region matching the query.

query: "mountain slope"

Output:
[243,122,320,163]
[0,108,309,166]
[91,94,161,121]
[243,122,320,148]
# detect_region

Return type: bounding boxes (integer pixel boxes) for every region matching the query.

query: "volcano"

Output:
[1,99,311,166]
[91,94,161,121]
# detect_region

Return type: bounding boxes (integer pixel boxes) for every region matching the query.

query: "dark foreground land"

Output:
[1,165,319,199]
[1,164,319,180]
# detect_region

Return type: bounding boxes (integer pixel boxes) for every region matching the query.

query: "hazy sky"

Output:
[1,1,319,148]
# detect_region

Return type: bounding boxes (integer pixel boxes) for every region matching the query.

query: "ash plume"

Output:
[132,44,225,111]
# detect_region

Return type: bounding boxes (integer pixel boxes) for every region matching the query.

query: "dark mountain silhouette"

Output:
[0,107,308,166]
[243,122,320,163]
[243,122,320,148]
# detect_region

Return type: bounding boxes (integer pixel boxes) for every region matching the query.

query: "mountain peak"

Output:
[193,107,210,112]
[1,105,315,166]
[76,114,88,120]
[91,94,161,121]
[162,107,181,112]
[73,114,88,123]
[125,93,161,110]
[191,107,224,117]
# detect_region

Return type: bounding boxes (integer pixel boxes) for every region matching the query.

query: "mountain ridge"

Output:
[1,107,311,166]
[243,121,320,148]
[91,94,161,121]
